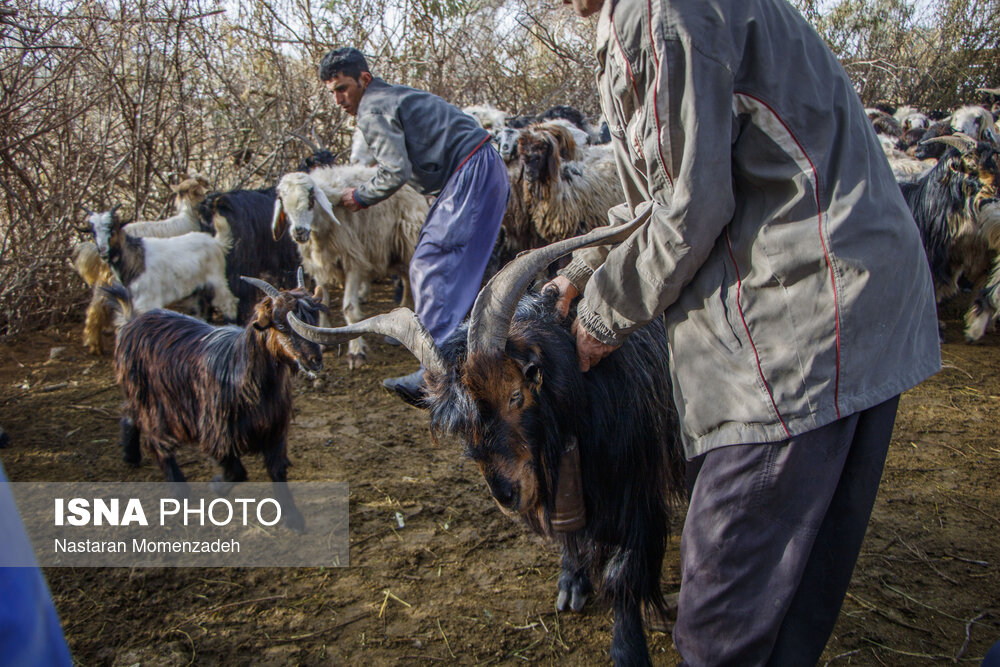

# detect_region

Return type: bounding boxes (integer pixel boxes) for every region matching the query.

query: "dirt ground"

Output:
[2,282,998,666]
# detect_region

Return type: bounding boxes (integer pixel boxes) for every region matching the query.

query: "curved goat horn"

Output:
[289,131,321,154]
[921,132,977,154]
[287,308,448,376]
[241,276,281,299]
[467,214,647,357]
[296,267,306,290]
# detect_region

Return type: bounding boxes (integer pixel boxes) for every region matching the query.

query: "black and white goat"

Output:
[105,272,324,531]
[74,176,211,354]
[288,220,686,666]
[87,207,238,320]
[901,134,1000,340]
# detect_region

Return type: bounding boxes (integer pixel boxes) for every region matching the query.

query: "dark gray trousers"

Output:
[673,396,900,667]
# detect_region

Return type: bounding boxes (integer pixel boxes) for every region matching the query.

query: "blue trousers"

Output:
[409,144,509,346]
[0,462,73,666]
[674,397,900,666]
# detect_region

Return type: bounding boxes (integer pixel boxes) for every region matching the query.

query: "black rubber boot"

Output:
[382,369,427,408]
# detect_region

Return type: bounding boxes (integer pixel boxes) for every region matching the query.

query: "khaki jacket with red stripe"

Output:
[560,0,940,456]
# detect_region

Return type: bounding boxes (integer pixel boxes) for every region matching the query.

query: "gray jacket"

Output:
[561,0,940,456]
[354,78,490,206]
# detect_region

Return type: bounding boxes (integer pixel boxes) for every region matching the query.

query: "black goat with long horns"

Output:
[289,221,686,665]
[104,270,325,531]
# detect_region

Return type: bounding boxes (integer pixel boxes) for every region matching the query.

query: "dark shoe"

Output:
[382,370,427,408]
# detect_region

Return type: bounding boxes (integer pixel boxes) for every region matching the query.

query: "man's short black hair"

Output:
[319,48,370,82]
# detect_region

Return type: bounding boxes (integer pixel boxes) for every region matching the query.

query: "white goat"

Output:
[950,106,999,145]
[74,176,212,354]
[272,165,427,369]
[894,105,930,132]
[496,126,522,163]
[87,207,237,319]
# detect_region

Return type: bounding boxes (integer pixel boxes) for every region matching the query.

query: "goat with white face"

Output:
[273,166,426,369]
[496,126,523,163]
[87,207,238,320]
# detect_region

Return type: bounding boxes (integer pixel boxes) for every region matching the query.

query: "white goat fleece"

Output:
[463,104,509,134]
[127,230,234,315]
[541,118,591,149]
[122,178,209,238]
[274,165,427,367]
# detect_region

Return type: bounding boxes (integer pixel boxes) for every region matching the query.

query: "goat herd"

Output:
[4,93,1000,664]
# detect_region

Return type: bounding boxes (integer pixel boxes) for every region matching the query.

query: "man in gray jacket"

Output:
[551,0,941,663]
[319,48,509,404]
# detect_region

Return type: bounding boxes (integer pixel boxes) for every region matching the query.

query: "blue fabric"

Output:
[0,462,72,666]
[984,639,1000,666]
[409,144,509,345]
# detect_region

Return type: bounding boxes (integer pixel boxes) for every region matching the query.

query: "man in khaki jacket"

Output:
[552,0,940,663]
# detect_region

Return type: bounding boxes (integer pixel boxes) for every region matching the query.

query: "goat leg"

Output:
[263,440,305,533]
[342,270,369,370]
[147,437,189,498]
[556,537,592,613]
[120,417,141,466]
[210,453,248,496]
[964,252,1000,341]
[610,597,652,667]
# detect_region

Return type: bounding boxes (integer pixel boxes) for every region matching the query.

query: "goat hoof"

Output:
[210,476,236,496]
[123,453,141,467]
[556,572,591,612]
[347,353,367,370]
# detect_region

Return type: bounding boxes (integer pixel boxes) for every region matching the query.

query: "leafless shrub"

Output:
[1,0,996,339]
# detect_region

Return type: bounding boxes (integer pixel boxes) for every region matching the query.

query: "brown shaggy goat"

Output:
[105,273,324,531]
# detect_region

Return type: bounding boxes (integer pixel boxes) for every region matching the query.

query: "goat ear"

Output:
[313,186,341,225]
[272,198,288,240]
[253,298,274,330]
[546,135,560,184]
[517,348,544,389]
